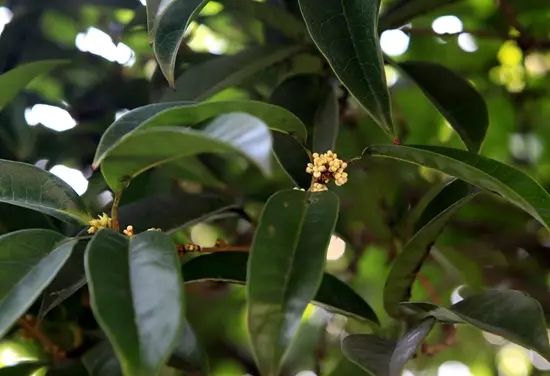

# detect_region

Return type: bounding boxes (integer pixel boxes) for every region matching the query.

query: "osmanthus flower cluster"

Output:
[306,150,349,192]
[87,214,160,236]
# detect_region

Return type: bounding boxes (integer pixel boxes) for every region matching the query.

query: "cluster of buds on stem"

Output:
[87,213,112,234]
[306,150,348,192]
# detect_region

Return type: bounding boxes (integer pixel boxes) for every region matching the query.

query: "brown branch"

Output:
[422,324,457,356]
[177,243,249,256]
[417,273,443,305]
[18,316,66,362]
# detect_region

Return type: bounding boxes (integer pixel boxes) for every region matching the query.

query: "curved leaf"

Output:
[0,60,67,111]
[0,160,89,224]
[313,79,340,152]
[299,0,394,137]
[182,252,378,323]
[100,112,273,191]
[94,100,305,168]
[342,318,435,376]
[398,61,488,152]
[167,321,209,374]
[365,145,550,230]
[272,132,311,189]
[0,362,47,375]
[82,341,123,376]
[383,180,480,317]
[400,289,550,360]
[161,45,302,101]
[0,230,74,337]
[247,189,339,375]
[85,230,184,376]
[152,0,209,86]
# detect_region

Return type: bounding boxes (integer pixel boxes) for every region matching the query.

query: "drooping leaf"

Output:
[400,290,550,360]
[379,0,460,30]
[182,252,378,323]
[398,61,489,152]
[152,0,209,86]
[313,79,340,152]
[247,189,339,375]
[272,132,311,189]
[167,321,209,374]
[0,230,75,337]
[0,60,67,111]
[299,0,394,137]
[383,180,480,317]
[85,230,185,376]
[161,45,302,101]
[0,160,89,224]
[82,341,123,376]
[364,145,550,230]
[342,318,436,376]
[99,112,273,191]
[94,100,306,167]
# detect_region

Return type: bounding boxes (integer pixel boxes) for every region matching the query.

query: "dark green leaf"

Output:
[85,230,184,376]
[161,45,302,101]
[272,132,311,189]
[94,99,306,167]
[299,0,394,137]
[379,0,460,30]
[99,112,273,191]
[182,252,378,323]
[0,230,74,337]
[0,362,47,376]
[365,145,550,230]
[167,321,209,374]
[0,60,67,111]
[247,189,339,375]
[0,160,89,224]
[342,318,436,376]
[152,0,208,86]
[397,61,489,152]
[313,79,340,152]
[82,341,122,376]
[383,180,480,317]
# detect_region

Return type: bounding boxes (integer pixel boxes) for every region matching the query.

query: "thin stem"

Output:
[202,245,250,252]
[18,316,65,362]
[111,191,123,231]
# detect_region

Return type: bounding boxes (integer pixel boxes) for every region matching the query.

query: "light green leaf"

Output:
[365,145,550,230]
[85,230,184,376]
[383,180,480,317]
[0,230,75,337]
[0,361,47,375]
[247,189,339,375]
[100,112,273,191]
[0,60,68,111]
[0,160,89,224]
[152,0,209,86]
[182,252,378,323]
[161,45,302,101]
[299,0,394,137]
[94,100,306,167]
[342,318,436,376]
[398,61,488,152]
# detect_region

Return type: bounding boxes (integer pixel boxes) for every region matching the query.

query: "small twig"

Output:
[110,191,123,231]
[177,243,250,256]
[417,273,443,305]
[18,316,66,362]
[422,324,457,356]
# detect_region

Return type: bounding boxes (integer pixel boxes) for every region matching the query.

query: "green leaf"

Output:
[272,132,311,189]
[299,0,394,137]
[167,321,209,374]
[0,60,67,111]
[182,252,378,323]
[100,112,273,191]
[0,362,47,376]
[247,189,339,375]
[365,145,550,230]
[0,230,74,337]
[313,79,340,152]
[342,318,436,376]
[85,230,185,376]
[93,100,306,168]
[0,160,89,224]
[400,290,550,360]
[161,45,302,101]
[383,180,480,317]
[82,341,122,376]
[145,0,162,40]
[152,0,209,86]
[397,61,488,152]
[379,0,460,30]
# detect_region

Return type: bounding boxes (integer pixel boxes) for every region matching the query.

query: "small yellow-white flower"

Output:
[87,213,112,234]
[306,150,349,192]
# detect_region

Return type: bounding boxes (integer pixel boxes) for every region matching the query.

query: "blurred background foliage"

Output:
[0,0,549,375]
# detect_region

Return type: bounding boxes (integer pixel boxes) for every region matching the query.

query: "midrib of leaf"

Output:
[370,146,547,229]
[341,1,384,125]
